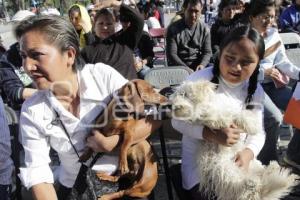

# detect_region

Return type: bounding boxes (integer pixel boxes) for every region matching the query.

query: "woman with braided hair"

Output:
[171,25,266,200]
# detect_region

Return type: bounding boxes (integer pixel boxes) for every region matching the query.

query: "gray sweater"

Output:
[166,18,212,70]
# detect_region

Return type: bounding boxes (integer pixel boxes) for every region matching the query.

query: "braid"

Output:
[211,59,220,85]
[245,65,259,109]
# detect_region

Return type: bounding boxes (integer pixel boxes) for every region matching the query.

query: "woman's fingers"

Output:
[235,155,243,167]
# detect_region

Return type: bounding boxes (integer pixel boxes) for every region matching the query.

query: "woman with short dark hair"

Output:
[17,15,151,200]
[81,0,144,80]
[210,0,242,60]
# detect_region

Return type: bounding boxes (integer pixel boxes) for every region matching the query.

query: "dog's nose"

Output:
[159,86,176,98]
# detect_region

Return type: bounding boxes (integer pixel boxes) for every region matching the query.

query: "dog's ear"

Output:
[117,80,168,114]
[135,79,168,104]
[117,81,145,113]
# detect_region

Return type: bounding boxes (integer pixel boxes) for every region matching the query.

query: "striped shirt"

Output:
[0,96,13,185]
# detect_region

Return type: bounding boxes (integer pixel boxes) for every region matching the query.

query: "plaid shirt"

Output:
[0,96,13,185]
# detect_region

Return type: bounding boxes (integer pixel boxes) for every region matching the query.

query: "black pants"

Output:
[56,183,149,200]
[0,185,11,200]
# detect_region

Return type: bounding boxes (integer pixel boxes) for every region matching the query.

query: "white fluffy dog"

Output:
[171,80,298,200]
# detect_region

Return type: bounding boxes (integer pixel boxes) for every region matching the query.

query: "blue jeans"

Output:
[257,93,283,165]
[262,82,293,111]
[0,185,11,200]
[137,65,151,79]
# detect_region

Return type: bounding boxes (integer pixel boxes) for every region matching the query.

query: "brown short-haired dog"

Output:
[80,79,168,200]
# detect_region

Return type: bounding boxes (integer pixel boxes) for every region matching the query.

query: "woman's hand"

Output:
[265,67,281,80]
[203,124,243,146]
[235,148,254,171]
[86,129,120,152]
[133,56,143,72]
[94,0,122,10]
[79,18,92,33]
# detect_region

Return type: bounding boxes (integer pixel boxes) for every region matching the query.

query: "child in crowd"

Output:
[172,26,266,199]
[210,0,243,61]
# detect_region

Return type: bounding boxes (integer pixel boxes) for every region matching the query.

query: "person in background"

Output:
[247,0,300,165]
[6,10,35,69]
[210,0,242,61]
[0,96,13,200]
[279,0,300,33]
[120,12,155,78]
[87,4,97,25]
[172,26,265,199]
[81,0,144,80]
[276,0,300,171]
[113,9,123,32]
[0,60,37,110]
[1,13,37,109]
[145,4,162,29]
[169,0,189,24]
[68,4,95,48]
[236,0,246,14]
[39,1,60,16]
[278,0,292,17]
[166,0,212,71]
[151,0,165,27]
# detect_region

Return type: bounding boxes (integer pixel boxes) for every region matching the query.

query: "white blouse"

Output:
[260,27,300,83]
[171,67,265,190]
[19,63,128,189]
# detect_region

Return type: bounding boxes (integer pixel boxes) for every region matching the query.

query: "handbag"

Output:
[284,82,300,129]
[52,110,119,200]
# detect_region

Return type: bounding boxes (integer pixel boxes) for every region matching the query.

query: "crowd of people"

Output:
[0,0,300,199]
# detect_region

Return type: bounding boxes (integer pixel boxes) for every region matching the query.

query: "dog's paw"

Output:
[119,165,130,175]
[98,193,122,200]
[96,172,119,182]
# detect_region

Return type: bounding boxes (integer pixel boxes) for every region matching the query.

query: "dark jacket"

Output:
[210,17,243,54]
[279,4,300,33]
[81,37,137,80]
[6,42,22,69]
[112,4,144,50]
[0,60,25,107]
[81,4,144,80]
[137,31,155,68]
[166,18,212,71]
